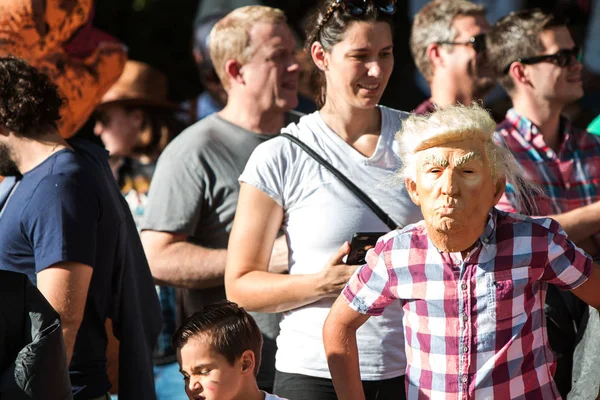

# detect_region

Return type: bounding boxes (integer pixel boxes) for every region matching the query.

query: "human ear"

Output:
[427,43,444,69]
[240,350,256,375]
[405,178,421,206]
[224,59,244,85]
[311,41,328,71]
[492,176,506,205]
[509,63,529,86]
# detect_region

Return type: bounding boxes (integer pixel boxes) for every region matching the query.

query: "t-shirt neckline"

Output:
[314,106,390,164]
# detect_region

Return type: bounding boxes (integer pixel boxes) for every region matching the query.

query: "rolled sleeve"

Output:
[542,220,593,290]
[343,239,397,316]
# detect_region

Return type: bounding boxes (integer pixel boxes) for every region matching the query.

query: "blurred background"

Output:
[80,0,600,140]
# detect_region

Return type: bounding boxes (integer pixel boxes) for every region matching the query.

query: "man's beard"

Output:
[0,143,20,177]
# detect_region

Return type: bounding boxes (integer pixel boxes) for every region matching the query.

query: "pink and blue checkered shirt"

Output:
[495,109,600,215]
[343,209,592,399]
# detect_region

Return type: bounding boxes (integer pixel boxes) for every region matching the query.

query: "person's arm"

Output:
[571,263,600,309]
[36,262,93,365]
[323,295,370,400]
[225,183,359,313]
[550,201,600,245]
[142,230,288,289]
[499,187,600,256]
[141,230,227,289]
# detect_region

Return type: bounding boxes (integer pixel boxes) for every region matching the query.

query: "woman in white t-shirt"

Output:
[225,1,422,399]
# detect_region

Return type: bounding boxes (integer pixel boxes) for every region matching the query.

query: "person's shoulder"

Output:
[495,209,562,236]
[495,117,514,135]
[569,123,600,148]
[161,114,229,157]
[379,105,411,121]
[377,221,427,249]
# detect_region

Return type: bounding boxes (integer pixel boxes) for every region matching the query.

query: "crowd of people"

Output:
[1,0,600,399]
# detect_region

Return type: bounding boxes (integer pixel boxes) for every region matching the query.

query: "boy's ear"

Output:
[240,350,255,375]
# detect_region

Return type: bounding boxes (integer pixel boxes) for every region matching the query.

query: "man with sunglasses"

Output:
[487,9,600,399]
[410,0,494,114]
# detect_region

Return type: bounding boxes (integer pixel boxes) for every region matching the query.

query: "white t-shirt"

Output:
[263,391,287,400]
[240,106,423,380]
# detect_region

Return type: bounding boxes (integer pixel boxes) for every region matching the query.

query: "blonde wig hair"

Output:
[209,6,287,89]
[410,0,486,83]
[396,104,543,214]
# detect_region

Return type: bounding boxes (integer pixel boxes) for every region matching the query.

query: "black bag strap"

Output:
[281,133,400,230]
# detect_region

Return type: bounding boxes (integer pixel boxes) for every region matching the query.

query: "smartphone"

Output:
[346,232,385,265]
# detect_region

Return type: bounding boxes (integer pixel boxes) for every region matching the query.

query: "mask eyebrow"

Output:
[453,151,482,167]
[421,154,449,169]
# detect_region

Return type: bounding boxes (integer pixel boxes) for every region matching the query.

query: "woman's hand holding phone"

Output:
[317,241,360,297]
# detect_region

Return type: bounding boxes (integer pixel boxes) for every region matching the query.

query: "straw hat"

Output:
[99,60,179,110]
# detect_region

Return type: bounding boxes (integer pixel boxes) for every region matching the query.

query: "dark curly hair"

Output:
[0,57,64,137]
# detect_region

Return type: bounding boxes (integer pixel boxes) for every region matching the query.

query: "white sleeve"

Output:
[239,137,288,207]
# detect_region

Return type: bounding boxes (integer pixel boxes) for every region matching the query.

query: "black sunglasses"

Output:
[503,46,582,74]
[317,0,397,35]
[437,33,486,54]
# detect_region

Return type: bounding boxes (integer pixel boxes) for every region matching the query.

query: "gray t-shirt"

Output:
[142,112,289,388]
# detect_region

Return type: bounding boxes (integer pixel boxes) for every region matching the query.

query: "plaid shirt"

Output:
[343,209,592,399]
[495,109,600,215]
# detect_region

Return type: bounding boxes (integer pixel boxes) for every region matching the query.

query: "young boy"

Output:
[173,301,286,400]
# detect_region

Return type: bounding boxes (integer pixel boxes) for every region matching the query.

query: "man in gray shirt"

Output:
[140,5,299,392]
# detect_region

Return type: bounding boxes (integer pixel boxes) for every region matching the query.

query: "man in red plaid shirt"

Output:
[487,10,600,398]
[323,105,600,399]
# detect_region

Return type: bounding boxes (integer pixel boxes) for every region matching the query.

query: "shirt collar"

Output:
[505,108,576,151]
[480,208,497,245]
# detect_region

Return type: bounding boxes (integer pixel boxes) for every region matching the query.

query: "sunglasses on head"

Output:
[335,0,396,16]
[503,46,582,74]
[437,33,487,54]
[319,0,397,32]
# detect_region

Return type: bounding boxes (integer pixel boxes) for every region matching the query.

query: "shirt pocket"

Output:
[486,267,531,321]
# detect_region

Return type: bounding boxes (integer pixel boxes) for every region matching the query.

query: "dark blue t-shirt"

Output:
[0,140,119,398]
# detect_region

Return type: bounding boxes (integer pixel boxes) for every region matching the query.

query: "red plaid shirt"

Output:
[343,209,592,399]
[495,109,600,215]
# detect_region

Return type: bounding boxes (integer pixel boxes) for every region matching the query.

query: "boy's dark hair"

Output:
[0,57,64,137]
[172,301,263,376]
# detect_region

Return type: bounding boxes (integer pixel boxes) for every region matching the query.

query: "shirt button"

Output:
[565,183,571,190]
[483,238,489,244]
[461,283,467,290]
[463,346,468,353]
[461,375,468,383]
[462,314,468,322]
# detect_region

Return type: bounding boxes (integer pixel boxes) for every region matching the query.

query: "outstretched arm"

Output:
[323,295,371,400]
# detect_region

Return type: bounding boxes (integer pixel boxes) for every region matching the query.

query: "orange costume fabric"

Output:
[0,0,126,138]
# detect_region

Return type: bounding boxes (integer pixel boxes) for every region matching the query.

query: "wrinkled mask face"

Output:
[407,138,499,233]
[0,142,20,177]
